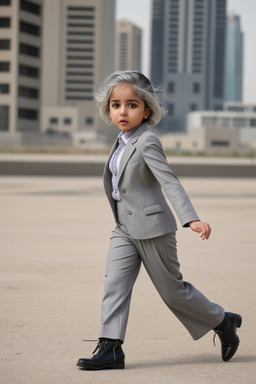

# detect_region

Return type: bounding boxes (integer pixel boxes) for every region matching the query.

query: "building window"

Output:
[66,64,93,68]
[0,17,10,27]
[0,39,10,49]
[227,106,244,112]
[63,118,71,125]
[66,56,93,60]
[0,0,11,5]
[19,86,39,99]
[0,61,10,71]
[67,31,94,36]
[66,88,92,93]
[193,83,200,93]
[20,0,41,15]
[67,47,93,52]
[0,105,9,131]
[0,83,9,93]
[67,6,94,11]
[250,119,256,127]
[167,103,174,116]
[67,15,94,20]
[214,105,222,111]
[49,117,58,124]
[85,117,93,125]
[65,96,93,101]
[190,103,197,111]
[66,79,93,84]
[67,39,94,44]
[19,64,39,78]
[20,43,40,57]
[167,82,175,93]
[67,23,94,28]
[20,20,40,36]
[233,118,246,128]
[192,66,201,73]
[18,108,38,120]
[211,140,229,147]
[66,72,93,76]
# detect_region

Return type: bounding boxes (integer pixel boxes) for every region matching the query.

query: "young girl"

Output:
[77,71,242,370]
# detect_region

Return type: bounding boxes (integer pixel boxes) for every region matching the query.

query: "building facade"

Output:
[115,18,142,72]
[150,0,227,132]
[224,13,243,102]
[41,0,116,137]
[0,0,43,133]
[187,105,256,151]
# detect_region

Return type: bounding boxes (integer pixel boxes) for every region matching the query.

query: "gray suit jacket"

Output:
[103,123,200,239]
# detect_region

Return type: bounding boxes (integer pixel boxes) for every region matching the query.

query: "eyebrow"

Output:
[110,98,141,103]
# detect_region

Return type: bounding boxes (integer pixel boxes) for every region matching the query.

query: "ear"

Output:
[144,107,151,120]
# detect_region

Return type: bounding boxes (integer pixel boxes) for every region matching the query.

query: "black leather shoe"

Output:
[77,338,125,370]
[214,312,242,362]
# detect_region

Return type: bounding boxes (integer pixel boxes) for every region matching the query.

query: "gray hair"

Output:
[94,70,167,127]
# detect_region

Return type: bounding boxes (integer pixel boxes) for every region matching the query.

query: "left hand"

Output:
[188,221,211,240]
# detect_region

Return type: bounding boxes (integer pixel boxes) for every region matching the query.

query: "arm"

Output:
[142,134,211,238]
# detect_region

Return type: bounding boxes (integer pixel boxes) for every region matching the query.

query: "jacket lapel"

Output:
[117,123,148,183]
[103,137,119,194]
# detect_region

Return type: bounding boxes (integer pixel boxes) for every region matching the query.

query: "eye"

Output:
[111,103,120,108]
[129,103,137,109]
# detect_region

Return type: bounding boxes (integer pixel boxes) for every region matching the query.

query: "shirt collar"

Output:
[119,123,143,144]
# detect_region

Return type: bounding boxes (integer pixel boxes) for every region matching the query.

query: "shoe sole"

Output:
[76,362,125,370]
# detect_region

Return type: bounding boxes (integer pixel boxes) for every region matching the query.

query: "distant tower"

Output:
[150,0,227,132]
[0,0,43,133]
[224,13,243,102]
[41,0,116,134]
[115,19,142,72]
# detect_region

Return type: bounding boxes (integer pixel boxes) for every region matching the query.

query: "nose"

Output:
[120,106,127,116]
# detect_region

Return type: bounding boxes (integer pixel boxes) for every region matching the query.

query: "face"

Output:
[108,83,151,132]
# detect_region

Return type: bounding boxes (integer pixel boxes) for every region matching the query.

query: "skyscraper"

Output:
[0,0,43,133]
[224,13,243,102]
[41,0,115,134]
[151,0,227,132]
[115,19,142,72]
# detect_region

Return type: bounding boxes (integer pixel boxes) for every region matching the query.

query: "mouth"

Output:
[120,119,128,125]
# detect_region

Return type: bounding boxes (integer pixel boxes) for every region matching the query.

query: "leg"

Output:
[99,226,141,341]
[77,226,140,370]
[134,232,225,340]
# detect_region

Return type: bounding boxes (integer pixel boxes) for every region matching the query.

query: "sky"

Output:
[116,0,256,104]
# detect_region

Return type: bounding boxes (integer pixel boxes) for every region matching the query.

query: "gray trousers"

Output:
[99,202,225,342]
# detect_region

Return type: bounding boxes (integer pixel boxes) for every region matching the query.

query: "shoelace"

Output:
[213,330,222,346]
[92,340,119,363]
[92,340,108,355]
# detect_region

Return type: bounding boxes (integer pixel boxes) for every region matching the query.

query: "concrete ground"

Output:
[0,176,256,384]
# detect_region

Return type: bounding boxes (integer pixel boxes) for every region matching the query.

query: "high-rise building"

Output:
[0,0,43,133]
[151,0,227,132]
[41,0,115,135]
[224,13,243,102]
[115,19,142,72]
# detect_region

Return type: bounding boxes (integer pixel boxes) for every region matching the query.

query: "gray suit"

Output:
[99,123,224,341]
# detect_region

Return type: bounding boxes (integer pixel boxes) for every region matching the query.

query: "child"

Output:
[77,71,242,370]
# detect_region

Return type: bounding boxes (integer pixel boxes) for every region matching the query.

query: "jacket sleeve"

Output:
[142,134,200,227]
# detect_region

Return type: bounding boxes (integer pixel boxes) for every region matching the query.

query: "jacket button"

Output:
[122,189,127,193]
[128,211,132,215]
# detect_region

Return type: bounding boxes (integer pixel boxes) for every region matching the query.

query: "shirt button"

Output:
[128,211,132,215]
[122,189,127,193]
